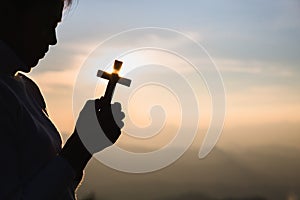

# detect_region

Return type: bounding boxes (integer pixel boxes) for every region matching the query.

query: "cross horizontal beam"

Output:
[97,70,131,87]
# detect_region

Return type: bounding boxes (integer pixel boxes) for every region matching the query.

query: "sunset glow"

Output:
[27,0,300,198]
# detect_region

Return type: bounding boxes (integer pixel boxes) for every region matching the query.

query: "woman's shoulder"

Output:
[0,75,20,106]
[17,73,47,114]
[0,75,22,124]
[0,73,47,115]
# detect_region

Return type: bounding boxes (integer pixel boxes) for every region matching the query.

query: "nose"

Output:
[49,28,57,46]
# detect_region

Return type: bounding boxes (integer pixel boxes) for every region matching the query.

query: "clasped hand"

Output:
[75,97,125,154]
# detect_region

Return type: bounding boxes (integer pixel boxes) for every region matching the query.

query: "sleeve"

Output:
[21,73,85,191]
[0,85,79,200]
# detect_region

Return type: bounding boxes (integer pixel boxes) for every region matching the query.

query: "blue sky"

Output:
[59,0,300,63]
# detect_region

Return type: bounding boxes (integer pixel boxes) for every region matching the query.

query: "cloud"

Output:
[29,68,78,93]
[216,58,296,77]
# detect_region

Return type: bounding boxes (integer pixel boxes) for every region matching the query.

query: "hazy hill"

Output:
[77,145,300,200]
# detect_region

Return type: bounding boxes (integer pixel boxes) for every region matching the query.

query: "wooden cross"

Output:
[97,60,131,105]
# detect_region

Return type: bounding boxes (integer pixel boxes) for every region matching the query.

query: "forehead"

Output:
[29,0,64,22]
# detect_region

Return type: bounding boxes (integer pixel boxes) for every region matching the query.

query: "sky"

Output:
[27,0,300,199]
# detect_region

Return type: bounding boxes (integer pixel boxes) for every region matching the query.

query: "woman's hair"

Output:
[64,0,73,7]
[21,0,74,9]
[0,0,75,37]
[1,0,74,13]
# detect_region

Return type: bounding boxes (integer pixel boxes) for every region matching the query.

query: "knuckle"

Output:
[118,121,124,128]
[112,102,122,109]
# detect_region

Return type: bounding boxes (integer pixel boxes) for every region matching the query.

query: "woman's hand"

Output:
[95,97,125,144]
[75,98,125,154]
[60,98,125,173]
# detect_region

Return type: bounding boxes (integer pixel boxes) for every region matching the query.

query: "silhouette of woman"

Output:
[0,0,124,199]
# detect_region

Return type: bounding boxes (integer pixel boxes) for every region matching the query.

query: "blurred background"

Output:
[29,0,300,199]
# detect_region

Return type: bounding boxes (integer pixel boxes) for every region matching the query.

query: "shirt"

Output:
[0,41,83,200]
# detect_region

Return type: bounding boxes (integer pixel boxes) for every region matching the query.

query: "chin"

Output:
[19,59,39,73]
[18,66,32,73]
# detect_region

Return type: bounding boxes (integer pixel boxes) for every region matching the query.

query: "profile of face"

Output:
[11,1,64,72]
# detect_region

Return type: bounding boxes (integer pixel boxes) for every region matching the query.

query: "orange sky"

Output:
[26,1,300,154]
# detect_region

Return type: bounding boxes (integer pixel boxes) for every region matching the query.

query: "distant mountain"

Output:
[77,145,300,200]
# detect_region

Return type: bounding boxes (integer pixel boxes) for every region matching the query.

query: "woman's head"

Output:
[0,0,73,73]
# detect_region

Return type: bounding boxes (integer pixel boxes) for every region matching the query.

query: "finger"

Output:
[119,111,125,120]
[111,108,125,120]
[111,102,122,115]
[111,102,121,111]
[116,120,124,129]
[114,111,125,128]
[95,97,104,111]
[113,111,125,122]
